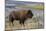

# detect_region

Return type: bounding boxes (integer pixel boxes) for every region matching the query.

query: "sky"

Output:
[5,0,44,8]
[5,0,43,4]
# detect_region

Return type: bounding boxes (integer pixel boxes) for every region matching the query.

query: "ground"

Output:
[5,18,43,31]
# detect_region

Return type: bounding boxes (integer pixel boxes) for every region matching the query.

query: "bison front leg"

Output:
[19,18,26,29]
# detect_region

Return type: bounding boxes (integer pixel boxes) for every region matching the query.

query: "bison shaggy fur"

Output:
[9,9,33,26]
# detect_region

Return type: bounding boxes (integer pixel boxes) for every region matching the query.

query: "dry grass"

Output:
[16,4,44,10]
[5,20,40,31]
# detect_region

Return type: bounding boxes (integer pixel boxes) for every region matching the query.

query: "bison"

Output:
[9,9,33,26]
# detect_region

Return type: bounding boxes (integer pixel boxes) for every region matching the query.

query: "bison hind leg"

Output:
[11,21,14,26]
[9,21,14,27]
[9,18,14,26]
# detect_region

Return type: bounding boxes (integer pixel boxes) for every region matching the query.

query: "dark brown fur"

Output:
[9,9,33,26]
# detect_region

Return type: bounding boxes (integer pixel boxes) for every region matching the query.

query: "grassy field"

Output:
[31,5,44,10]
[5,21,39,30]
[16,5,44,10]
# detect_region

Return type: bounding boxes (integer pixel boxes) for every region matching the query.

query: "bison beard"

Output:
[9,10,33,26]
